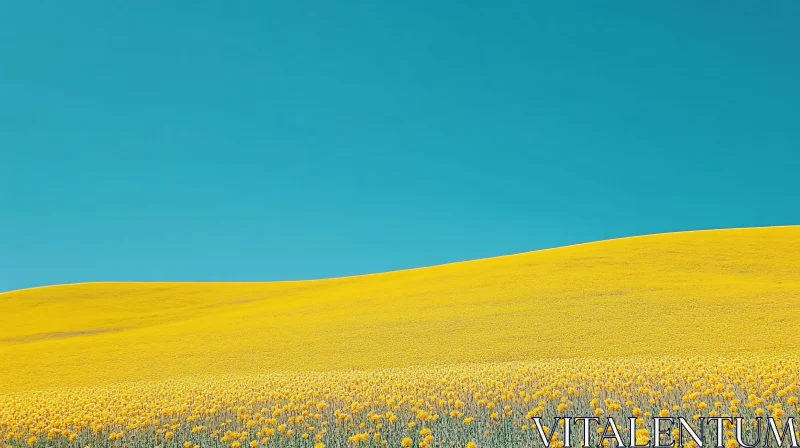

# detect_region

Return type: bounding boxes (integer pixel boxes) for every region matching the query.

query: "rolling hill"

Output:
[1,226,799,393]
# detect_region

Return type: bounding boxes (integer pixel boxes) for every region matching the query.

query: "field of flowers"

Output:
[1,227,799,447]
[2,355,799,448]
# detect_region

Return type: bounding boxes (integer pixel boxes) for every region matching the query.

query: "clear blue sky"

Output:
[1,2,798,292]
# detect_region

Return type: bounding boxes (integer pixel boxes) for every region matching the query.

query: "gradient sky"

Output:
[1,1,799,292]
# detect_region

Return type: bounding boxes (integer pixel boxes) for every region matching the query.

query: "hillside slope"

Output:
[1,226,799,393]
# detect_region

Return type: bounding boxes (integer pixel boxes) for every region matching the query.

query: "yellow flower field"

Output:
[1,356,799,448]
[1,226,799,447]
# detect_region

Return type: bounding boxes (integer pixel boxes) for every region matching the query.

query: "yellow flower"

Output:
[635,429,650,445]
[402,437,413,447]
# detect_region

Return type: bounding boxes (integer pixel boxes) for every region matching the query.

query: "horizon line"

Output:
[2,224,797,296]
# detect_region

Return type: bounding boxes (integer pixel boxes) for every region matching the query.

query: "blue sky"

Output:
[1,1,798,292]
